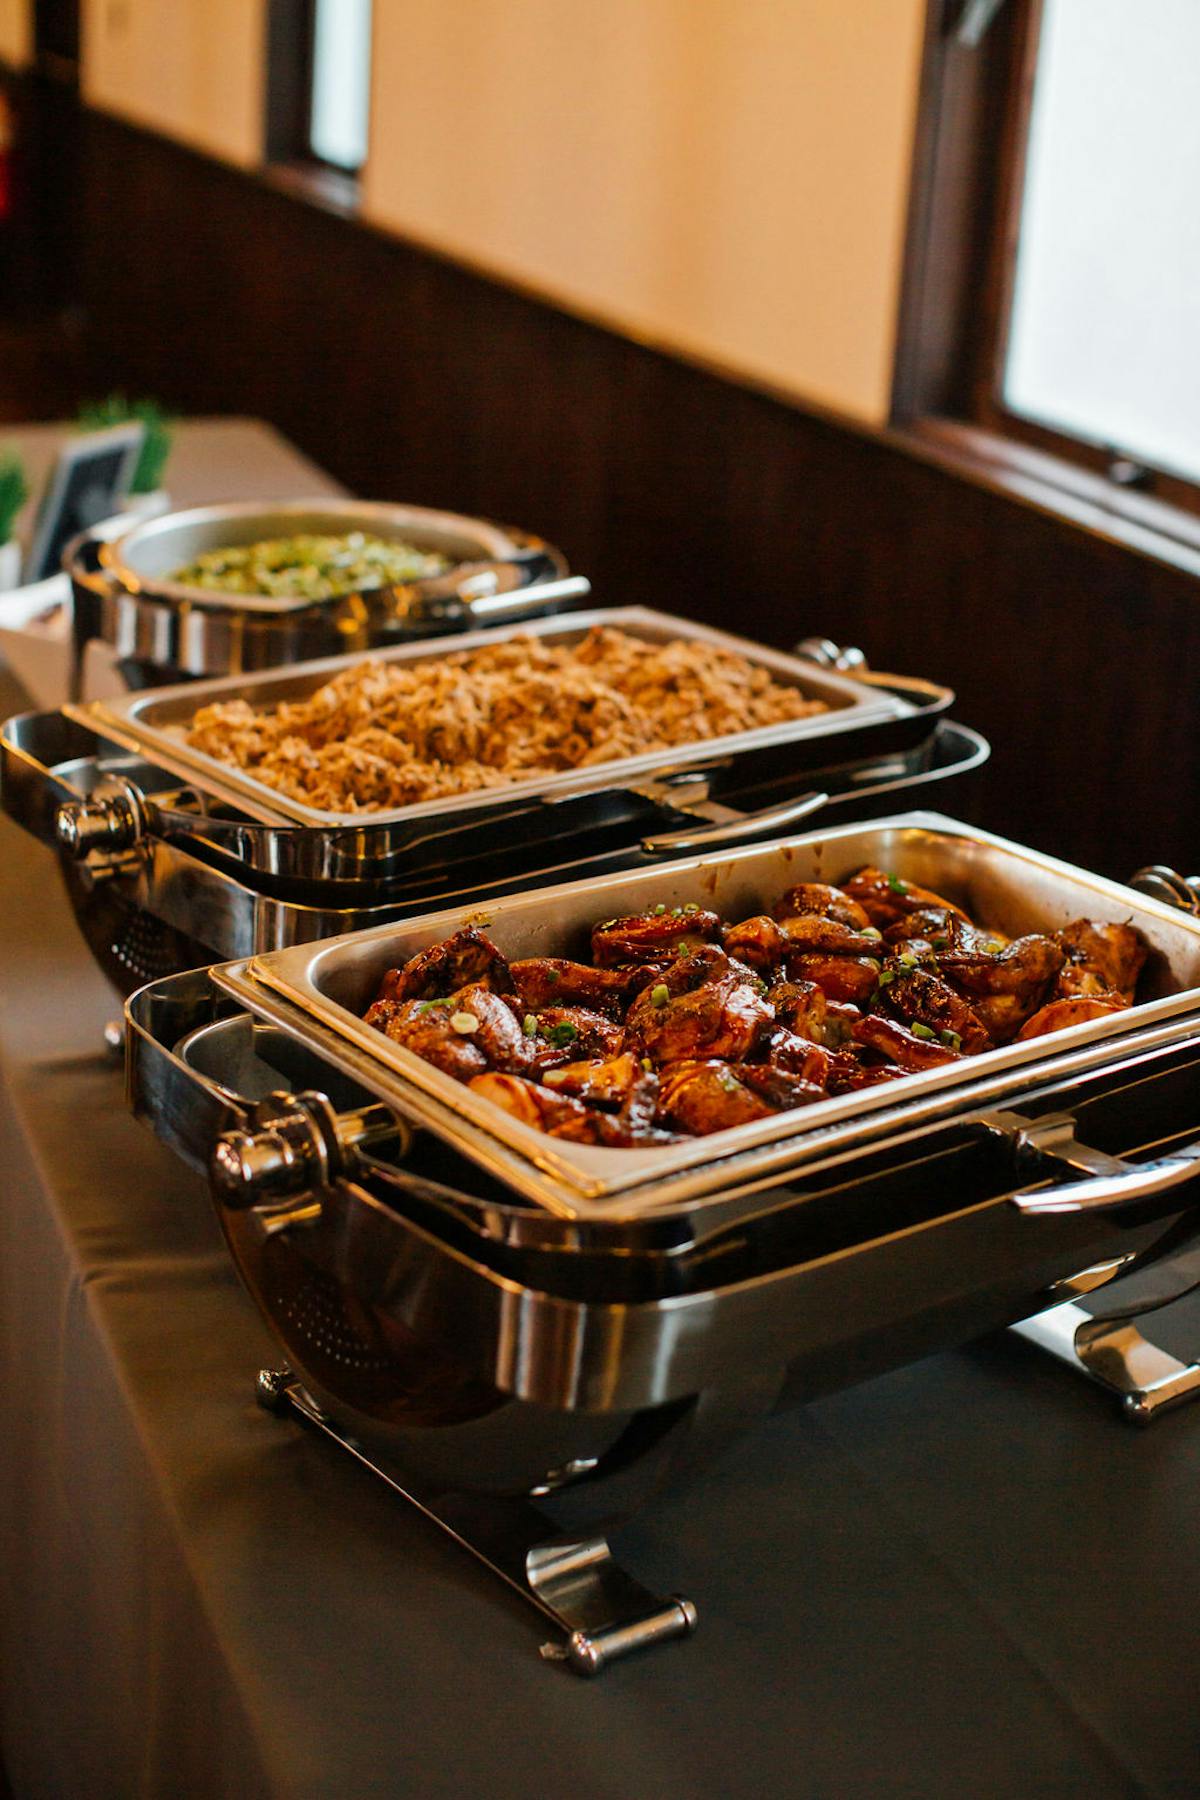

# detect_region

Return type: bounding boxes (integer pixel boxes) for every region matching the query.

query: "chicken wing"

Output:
[787,953,882,1006]
[935,934,1065,1041]
[880,966,992,1054]
[591,905,722,967]
[1054,919,1146,1004]
[843,867,969,931]
[509,957,655,1016]
[773,882,871,929]
[625,952,772,1065]
[526,1005,625,1070]
[376,926,512,1004]
[852,1013,965,1071]
[368,995,490,1081]
[656,1061,778,1135]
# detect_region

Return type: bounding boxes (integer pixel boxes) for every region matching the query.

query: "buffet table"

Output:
[3,439,1200,1798]
[5,733,1200,1799]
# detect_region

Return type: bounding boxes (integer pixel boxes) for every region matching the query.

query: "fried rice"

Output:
[184,625,829,813]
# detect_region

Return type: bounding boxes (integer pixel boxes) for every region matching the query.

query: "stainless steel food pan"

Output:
[79,607,915,834]
[215,811,1200,1217]
[97,499,526,613]
[65,498,582,692]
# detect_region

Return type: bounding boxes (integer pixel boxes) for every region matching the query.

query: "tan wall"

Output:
[362,0,925,425]
[80,0,265,168]
[0,0,32,69]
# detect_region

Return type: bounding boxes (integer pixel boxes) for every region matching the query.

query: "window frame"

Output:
[893,0,1200,545]
[264,0,368,193]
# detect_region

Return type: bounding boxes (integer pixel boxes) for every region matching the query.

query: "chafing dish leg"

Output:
[1009,1303,1200,1423]
[254,1369,698,1673]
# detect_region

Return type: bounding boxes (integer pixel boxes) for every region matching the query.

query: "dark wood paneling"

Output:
[67,108,1200,885]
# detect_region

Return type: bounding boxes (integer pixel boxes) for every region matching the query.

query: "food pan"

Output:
[79,607,916,834]
[214,811,1200,1217]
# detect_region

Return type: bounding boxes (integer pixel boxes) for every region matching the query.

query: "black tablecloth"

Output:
[5,720,1200,1793]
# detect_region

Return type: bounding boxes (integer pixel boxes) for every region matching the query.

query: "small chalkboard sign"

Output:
[24,423,145,584]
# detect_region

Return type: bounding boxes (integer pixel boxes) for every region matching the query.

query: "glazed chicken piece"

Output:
[539,1050,642,1106]
[739,1065,828,1111]
[882,906,1006,957]
[773,882,871,928]
[724,910,879,966]
[1016,995,1128,1040]
[723,915,791,971]
[625,950,772,1066]
[591,905,722,968]
[467,1072,604,1140]
[825,1052,910,1093]
[509,957,655,1017]
[375,926,512,1004]
[762,1027,837,1087]
[368,995,490,1081]
[767,978,830,1041]
[657,1061,778,1135]
[844,867,969,932]
[526,1005,625,1071]
[787,953,882,1007]
[852,1013,966,1072]
[880,966,993,1054]
[472,1067,678,1146]
[936,934,1065,1042]
[1054,919,1147,1005]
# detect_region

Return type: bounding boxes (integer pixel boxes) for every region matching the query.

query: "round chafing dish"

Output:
[65,497,586,692]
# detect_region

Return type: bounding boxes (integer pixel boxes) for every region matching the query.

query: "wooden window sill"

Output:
[895,417,1200,582]
[261,160,361,221]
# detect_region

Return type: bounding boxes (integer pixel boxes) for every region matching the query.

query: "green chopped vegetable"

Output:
[897,953,918,971]
[650,983,670,1008]
[876,968,895,988]
[940,1029,962,1049]
[414,998,453,1013]
[908,1020,937,1041]
[862,926,882,940]
[932,937,949,950]
[545,1021,578,1047]
[522,1013,538,1037]
[171,530,449,600]
[654,902,667,915]
[641,1056,654,1073]
[546,967,561,983]
[887,874,908,895]
[450,1010,480,1034]
[683,902,700,913]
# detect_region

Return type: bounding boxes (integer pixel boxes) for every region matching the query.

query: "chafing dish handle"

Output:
[640,788,829,856]
[1008,1123,1200,1216]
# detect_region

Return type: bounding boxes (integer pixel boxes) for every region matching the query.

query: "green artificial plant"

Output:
[77,394,175,495]
[0,450,29,546]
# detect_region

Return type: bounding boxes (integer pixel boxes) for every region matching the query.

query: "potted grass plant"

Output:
[0,450,29,591]
[77,394,175,513]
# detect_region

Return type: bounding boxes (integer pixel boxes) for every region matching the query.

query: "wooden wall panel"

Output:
[75,111,1200,886]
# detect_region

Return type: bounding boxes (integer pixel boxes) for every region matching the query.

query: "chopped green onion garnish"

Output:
[450,1011,480,1034]
[654,902,667,914]
[642,1056,654,1072]
[414,998,453,1013]
[683,902,699,913]
[877,968,895,988]
[546,1021,578,1047]
[650,983,670,1008]
[908,1020,936,1041]
[862,926,882,940]
[887,874,908,894]
[522,1013,538,1036]
[940,1029,962,1049]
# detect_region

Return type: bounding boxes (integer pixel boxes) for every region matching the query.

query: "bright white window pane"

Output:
[1004,0,1200,483]
[310,0,372,172]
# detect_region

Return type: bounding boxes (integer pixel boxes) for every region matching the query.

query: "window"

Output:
[266,0,372,187]
[896,0,1200,541]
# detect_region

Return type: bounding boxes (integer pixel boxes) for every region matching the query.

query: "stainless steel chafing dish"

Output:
[125,811,1200,1673]
[64,497,586,692]
[0,610,985,990]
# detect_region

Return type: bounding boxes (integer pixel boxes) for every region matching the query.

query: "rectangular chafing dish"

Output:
[215,811,1200,1218]
[123,817,1200,1670]
[80,606,915,831]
